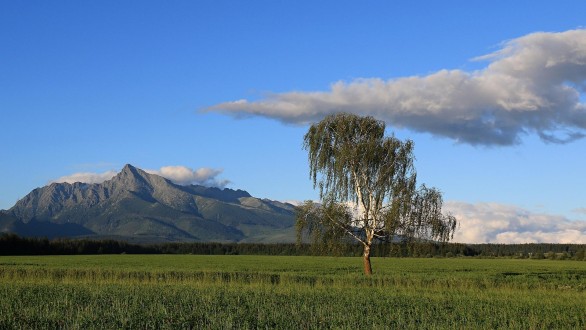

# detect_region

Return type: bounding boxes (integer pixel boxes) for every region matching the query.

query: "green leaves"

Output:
[298,113,457,267]
[303,113,414,206]
[295,200,355,256]
[384,185,457,244]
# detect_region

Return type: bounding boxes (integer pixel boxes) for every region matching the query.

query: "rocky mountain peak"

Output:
[109,164,156,195]
[117,164,148,182]
[121,163,137,173]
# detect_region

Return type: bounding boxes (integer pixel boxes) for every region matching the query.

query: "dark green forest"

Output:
[0,233,584,260]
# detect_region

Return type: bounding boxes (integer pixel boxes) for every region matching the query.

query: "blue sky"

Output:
[2,1,585,243]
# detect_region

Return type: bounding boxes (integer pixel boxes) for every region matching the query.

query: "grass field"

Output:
[0,255,584,329]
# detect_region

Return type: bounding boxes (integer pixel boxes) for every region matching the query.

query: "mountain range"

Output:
[0,164,297,243]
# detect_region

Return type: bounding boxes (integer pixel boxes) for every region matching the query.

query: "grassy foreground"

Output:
[0,255,584,329]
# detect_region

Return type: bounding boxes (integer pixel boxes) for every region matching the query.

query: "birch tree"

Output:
[296,113,457,275]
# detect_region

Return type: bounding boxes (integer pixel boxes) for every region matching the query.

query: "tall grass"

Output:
[0,255,584,328]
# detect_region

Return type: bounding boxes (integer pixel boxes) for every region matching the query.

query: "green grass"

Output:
[0,255,584,329]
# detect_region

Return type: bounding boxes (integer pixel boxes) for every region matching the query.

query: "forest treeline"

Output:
[0,233,585,260]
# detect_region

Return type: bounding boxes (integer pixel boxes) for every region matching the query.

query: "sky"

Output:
[1,1,585,243]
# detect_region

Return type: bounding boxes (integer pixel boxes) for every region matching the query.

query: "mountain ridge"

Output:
[0,164,296,243]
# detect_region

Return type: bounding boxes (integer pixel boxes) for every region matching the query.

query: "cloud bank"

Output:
[53,165,229,188]
[145,165,229,187]
[446,201,586,243]
[208,29,586,146]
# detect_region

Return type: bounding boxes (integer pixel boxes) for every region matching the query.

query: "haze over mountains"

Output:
[0,164,296,243]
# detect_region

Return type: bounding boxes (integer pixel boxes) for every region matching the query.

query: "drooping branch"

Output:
[297,113,457,274]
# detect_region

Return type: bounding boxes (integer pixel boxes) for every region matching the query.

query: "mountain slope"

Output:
[1,164,296,243]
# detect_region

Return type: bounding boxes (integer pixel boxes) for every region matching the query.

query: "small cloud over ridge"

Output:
[146,165,230,187]
[52,171,118,184]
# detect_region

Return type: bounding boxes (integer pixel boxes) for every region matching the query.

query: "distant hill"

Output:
[0,164,296,243]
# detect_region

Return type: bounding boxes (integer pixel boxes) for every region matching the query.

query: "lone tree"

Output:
[296,113,457,275]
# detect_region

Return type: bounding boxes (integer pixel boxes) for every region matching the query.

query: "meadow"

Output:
[0,255,584,329]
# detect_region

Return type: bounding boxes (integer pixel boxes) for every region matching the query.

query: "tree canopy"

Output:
[296,113,457,275]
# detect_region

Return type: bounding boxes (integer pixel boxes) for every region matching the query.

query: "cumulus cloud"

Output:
[52,165,229,188]
[146,165,229,187]
[207,29,586,146]
[446,201,586,243]
[281,200,304,206]
[52,171,118,184]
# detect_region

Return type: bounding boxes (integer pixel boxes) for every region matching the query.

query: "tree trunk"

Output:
[363,244,373,275]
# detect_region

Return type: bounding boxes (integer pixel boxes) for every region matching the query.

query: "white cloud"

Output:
[146,165,229,187]
[52,165,229,188]
[281,200,304,206]
[52,171,117,184]
[207,29,586,146]
[446,201,586,244]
